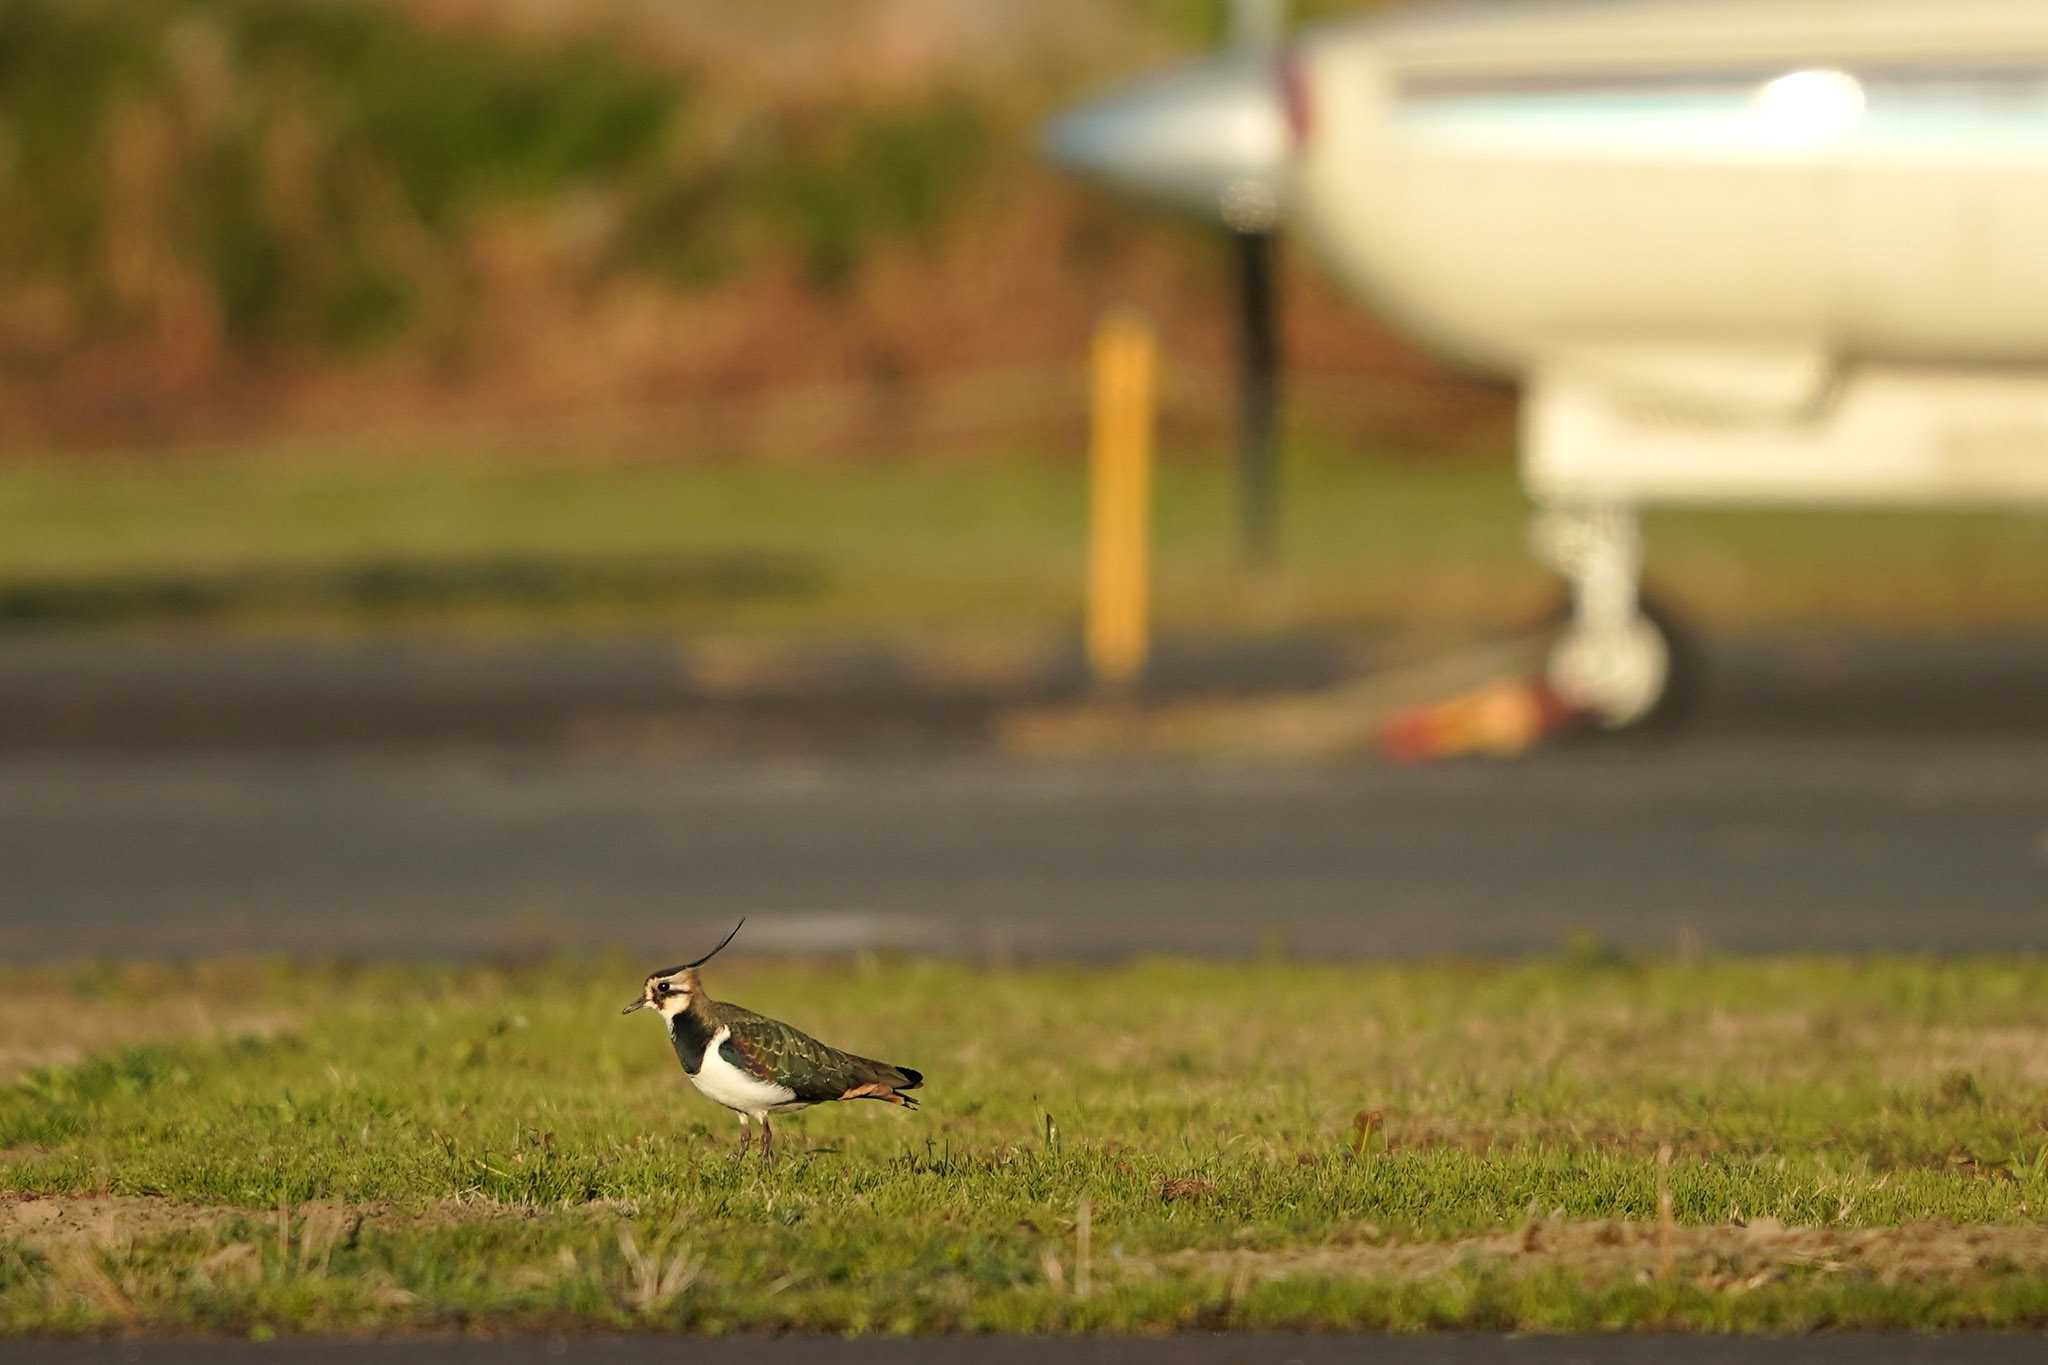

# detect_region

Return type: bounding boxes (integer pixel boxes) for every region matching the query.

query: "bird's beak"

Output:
[621,997,649,1014]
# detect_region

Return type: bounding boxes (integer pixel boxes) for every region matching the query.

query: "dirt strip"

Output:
[1153,1217,2048,1287]
[0,1194,550,1251]
[7,1196,2048,1289]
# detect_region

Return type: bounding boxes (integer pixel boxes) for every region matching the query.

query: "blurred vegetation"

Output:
[0,0,1455,460]
[1141,0,1376,44]
[0,0,999,357]
[627,97,987,291]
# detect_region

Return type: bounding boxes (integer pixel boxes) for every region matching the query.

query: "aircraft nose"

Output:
[1043,53,1289,232]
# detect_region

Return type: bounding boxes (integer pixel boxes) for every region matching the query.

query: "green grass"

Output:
[5,446,2048,639]
[3,955,2048,1334]
[0,447,1531,636]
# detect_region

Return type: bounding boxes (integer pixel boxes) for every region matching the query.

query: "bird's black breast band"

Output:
[667,1010,714,1076]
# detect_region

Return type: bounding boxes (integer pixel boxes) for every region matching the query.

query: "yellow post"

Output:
[1087,312,1156,692]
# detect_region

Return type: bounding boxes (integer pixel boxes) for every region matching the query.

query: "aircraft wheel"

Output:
[1543,590,1703,736]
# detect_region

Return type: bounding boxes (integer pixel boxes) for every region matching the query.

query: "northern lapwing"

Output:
[622,920,923,1159]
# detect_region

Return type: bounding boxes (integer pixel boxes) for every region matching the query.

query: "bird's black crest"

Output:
[650,918,746,979]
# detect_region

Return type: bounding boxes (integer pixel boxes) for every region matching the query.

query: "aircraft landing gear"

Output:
[1531,501,1696,732]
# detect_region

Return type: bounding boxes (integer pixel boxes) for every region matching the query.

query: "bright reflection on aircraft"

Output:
[1751,67,1866,146]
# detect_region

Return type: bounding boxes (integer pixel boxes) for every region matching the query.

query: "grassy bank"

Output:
[3,446,2048,638]
[4,955,2047,1334]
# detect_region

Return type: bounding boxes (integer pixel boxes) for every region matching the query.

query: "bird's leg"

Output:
[734,1113,751,1160]
[760,1115,775,1164]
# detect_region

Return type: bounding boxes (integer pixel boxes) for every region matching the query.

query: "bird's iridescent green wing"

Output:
[714,1003,875,1102]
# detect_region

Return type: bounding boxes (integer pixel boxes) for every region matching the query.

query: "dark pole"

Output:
[1235,228,1281,567]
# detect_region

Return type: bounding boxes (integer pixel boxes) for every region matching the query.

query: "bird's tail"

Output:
[882,1064,921,1109]
[843,1059,922,1108]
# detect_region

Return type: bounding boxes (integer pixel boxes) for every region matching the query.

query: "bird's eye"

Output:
[656,982,670,995]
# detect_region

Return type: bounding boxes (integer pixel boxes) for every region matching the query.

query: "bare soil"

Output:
[10,1193,2045,1294]
[1156,1218,2048,1287]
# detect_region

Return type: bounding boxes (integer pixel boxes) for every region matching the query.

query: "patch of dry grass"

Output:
[0,963,299,1082]
[1159,1217,2048,1287]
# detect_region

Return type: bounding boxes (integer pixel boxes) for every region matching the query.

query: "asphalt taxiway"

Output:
[1,632,2042,961]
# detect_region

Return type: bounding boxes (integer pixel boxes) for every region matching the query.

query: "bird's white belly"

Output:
[690,1025,802,1116]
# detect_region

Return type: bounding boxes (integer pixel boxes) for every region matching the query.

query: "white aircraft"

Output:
[1048,0,2048,729]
